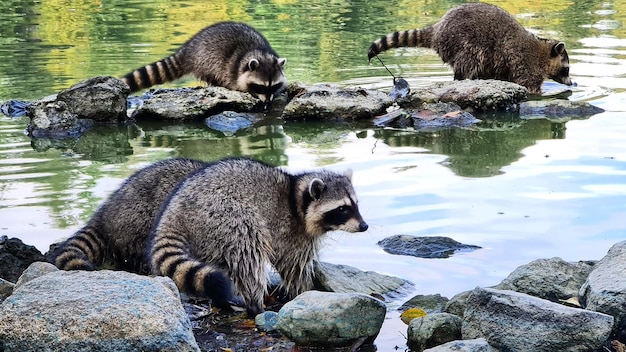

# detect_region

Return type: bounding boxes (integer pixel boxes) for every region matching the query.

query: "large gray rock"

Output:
[57,76,128,122]
[494,257,595,302]
[462,287,613,352]
[407,313,462,352]
[276,290,386,348]
[423,338,493,352]
[314,261,414,300]
[0,263,199,352]
[580,240,626,341]
[282,84,393,120]
[130,86,260,120]
[399,80,528,112]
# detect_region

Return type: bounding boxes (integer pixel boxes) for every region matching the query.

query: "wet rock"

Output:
[444,290,472,318]
[282,83,393,120]
[377,235,481,259]
[56,76,128,122]
[399,80,528,112]
[423,338,493,352]
[130,86,261,120]
[462,287,614,352]
[519,99,604,120]
[204,111,258,136]
[0,100,29,117]
[0,278,14,302]
[0,236,46,283]
[374,103,481,130]
[255,311,279,332]
[0,263,199,352]
[407,313,462,352]
[580,240,626,341]
[314,261,414,300]
[14,261,58,288]
[26,98,93,138]
[399,294,450,314]
[275,290,386,348]
[494,257,595,303]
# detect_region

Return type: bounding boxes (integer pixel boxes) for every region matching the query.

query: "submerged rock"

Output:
[0,263,199,352]
[314,261,414,300]
[282,83,393,120]
[519,99,604,120]
[462,287,614,352]
[276,290,386,348]
[378,235,481,259]
[204,111,258,136]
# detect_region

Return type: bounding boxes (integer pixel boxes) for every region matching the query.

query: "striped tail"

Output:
[52,227,106,270]
[149,234,237,310]
[121,53,185,92]
[367,26,434,61]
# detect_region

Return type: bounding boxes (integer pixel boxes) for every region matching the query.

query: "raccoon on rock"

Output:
[367,3,573,94]
[122,22,286,103]
[149,158,368,316]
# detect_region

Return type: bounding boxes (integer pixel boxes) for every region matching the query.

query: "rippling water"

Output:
[1,0,626,350]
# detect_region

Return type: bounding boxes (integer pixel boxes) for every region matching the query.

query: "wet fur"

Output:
[368,3,573,94]
[149,158,368,316]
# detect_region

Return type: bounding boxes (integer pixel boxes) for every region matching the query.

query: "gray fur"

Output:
[149,158,368,316]
[368,3,573,94]
[51,158,208,273]
[122,22,286,102]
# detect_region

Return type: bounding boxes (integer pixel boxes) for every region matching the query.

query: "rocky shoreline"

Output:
[1,236,626,351]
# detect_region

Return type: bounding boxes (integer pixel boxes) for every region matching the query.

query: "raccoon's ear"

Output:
[248,59,260,71]
[308,178,326,200]
[551,42,566,57]
[277,58,286,67]
[344,169,353,180]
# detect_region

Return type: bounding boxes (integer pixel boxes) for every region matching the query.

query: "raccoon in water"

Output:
[122,22,286,103]
[368,3,573,94]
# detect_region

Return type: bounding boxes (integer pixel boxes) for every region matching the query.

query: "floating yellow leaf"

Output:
[400,308,427,324]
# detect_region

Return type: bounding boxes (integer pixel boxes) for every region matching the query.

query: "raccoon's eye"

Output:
[337,206,350,214]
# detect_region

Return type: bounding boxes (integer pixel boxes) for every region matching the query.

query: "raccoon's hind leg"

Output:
[52,227,105,270]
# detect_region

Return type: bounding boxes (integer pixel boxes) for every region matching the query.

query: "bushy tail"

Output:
[121,53,185,92]
[52,227,106,270]
[149,235,237,309]
[367,26,434,61]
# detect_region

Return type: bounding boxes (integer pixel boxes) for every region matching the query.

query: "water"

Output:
[1,0,626,350]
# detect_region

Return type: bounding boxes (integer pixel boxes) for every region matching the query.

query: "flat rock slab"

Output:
[282,84,393,120]
[519,99,605,120]
[399,80,528,112]
[130,86,261,120]
[378,235,481,259]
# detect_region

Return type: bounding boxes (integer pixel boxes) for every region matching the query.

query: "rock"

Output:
[519,99,604,120]
[580,240,626,341]
[275,291,386,348]
[0,236,46,283]
[399,294,450,314]
[0,100,29,117]
[0,264,199,352]
[130,86,261,120]
[462,287,614,352]
[399,80,528,112]
[204,111,258,136]
[407,313,463,352]
[0,278,14,302]
[282,83,393,120]
[444,290,472,318]
[494,257,595,303]
[374,103,481,130]
[423,338,493,352]
[377,235,481,259]
[314,261,414,300]
[25,98,93,138]
[56,76,128,122]
[255,311,279,332]
[14,261,58,288]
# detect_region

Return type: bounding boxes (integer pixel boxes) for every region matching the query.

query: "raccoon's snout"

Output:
[358,221,369,232]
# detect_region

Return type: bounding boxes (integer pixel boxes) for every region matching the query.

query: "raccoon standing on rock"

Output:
[122,22,286,103]
[367,3,573,94]
[148,157,368,316]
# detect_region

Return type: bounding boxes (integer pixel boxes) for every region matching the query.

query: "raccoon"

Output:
[367,3,573,94]
[148,157,368,316]
[52,158,206,273]
[122,22,286,103]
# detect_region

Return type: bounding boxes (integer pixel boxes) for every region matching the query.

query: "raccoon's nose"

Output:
[358,222,369,232]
